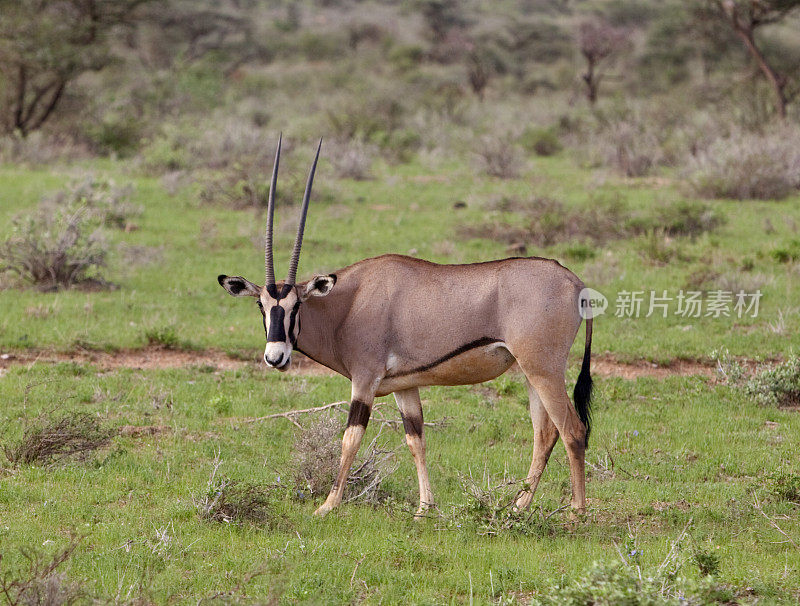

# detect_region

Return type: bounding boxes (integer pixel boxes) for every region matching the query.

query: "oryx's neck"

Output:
[295,291,350,378]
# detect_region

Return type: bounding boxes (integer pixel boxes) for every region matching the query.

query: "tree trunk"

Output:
[733,25,788,119]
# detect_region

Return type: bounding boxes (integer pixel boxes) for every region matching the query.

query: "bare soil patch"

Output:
[0,347,717,380]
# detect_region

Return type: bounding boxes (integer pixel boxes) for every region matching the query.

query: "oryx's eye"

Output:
[257,300,263,310]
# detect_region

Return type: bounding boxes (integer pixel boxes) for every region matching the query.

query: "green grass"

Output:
[0,364,798,603]
[1,156,798,361]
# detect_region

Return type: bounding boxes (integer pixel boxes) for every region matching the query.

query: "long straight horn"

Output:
[286,138,322,286]
[265,133,282,286]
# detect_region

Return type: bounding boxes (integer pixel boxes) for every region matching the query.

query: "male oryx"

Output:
[218,136,594,517]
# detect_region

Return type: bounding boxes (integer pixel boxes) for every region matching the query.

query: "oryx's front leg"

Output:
[314,381,375,517]
[394,387,434,517]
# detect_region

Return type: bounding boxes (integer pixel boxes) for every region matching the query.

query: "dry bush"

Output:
[292,414,340,497]
[0,132,88,166]
[43,176,140,230]
[0,536,84,606]
[592,117,664,177]
[685,129,800,200]
[327,138,376,180]
[3,412,114,467]
[473,135,524,178]
[291,413,397,504]
[0,178,131,291]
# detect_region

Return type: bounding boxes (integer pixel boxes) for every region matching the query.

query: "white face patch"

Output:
[261,288,301,371]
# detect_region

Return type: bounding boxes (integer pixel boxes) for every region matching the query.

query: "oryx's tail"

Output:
[573,317,593,447]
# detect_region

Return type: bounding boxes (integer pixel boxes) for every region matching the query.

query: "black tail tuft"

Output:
[573,318,593,447]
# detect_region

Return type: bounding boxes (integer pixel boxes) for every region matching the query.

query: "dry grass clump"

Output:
[685,129,800,200]
[3,412,114,467]
[473,135,525,178]
[194,455,282,527]
[0,203,109,291]
[291,413,397,504]
[0,536,85,606]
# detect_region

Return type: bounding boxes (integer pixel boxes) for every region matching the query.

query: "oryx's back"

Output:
[325,254,586,394]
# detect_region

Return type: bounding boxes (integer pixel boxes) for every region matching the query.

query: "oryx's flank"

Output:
[218,135,594,517]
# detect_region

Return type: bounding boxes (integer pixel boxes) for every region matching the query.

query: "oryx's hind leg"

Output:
[514,362,587,513]
[314,379,375,517]
[394,387,434,517]
[514,378,560,511]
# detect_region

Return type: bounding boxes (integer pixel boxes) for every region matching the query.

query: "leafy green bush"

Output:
[85,113,143,157]
[745,355,800,407]
[519,126,562,157]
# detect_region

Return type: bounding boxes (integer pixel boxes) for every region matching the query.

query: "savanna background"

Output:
[1,0,799,603]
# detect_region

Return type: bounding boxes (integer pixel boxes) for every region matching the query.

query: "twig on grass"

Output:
[243,401,348,426]
[752,493,799,550]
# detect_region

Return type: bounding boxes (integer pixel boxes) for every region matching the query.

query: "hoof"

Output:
[314,504,333,517]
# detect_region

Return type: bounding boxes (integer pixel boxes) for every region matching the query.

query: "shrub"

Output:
[85,113,143,157]
[0,536,85,606]
[531,561,731,605]
[519,126,562,157]
[766,470,800,503]
[686,130,800,200]
[439,473,559,537]
[4,412,114,467]
[291,413,397,504]
[745,355,800,407]
[0,202,109,291]
[328,139,375,180]
[196,477,282,526]
[43,176,140,230]
[596,117,664,177]
[459,196,723,249]
[473,135,524,178]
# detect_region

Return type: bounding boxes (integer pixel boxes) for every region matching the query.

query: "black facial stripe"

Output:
[287,301,301,346]
[385,337,502,378]
[267,305,286,342]
[347,399,371,428]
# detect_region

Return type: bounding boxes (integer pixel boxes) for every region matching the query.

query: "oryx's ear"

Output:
[218,275,261,297]
[300,274,336,301]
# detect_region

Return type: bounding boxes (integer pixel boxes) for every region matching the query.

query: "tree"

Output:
[696,0,800,119]
[0,0,149,136]
[577,18,629,105]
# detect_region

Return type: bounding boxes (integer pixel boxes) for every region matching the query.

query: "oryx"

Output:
[218,136,594,517]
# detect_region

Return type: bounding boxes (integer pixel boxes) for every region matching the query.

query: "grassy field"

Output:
[1,152,799,603]
[1,156,798,362]
[1,361,798,603]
